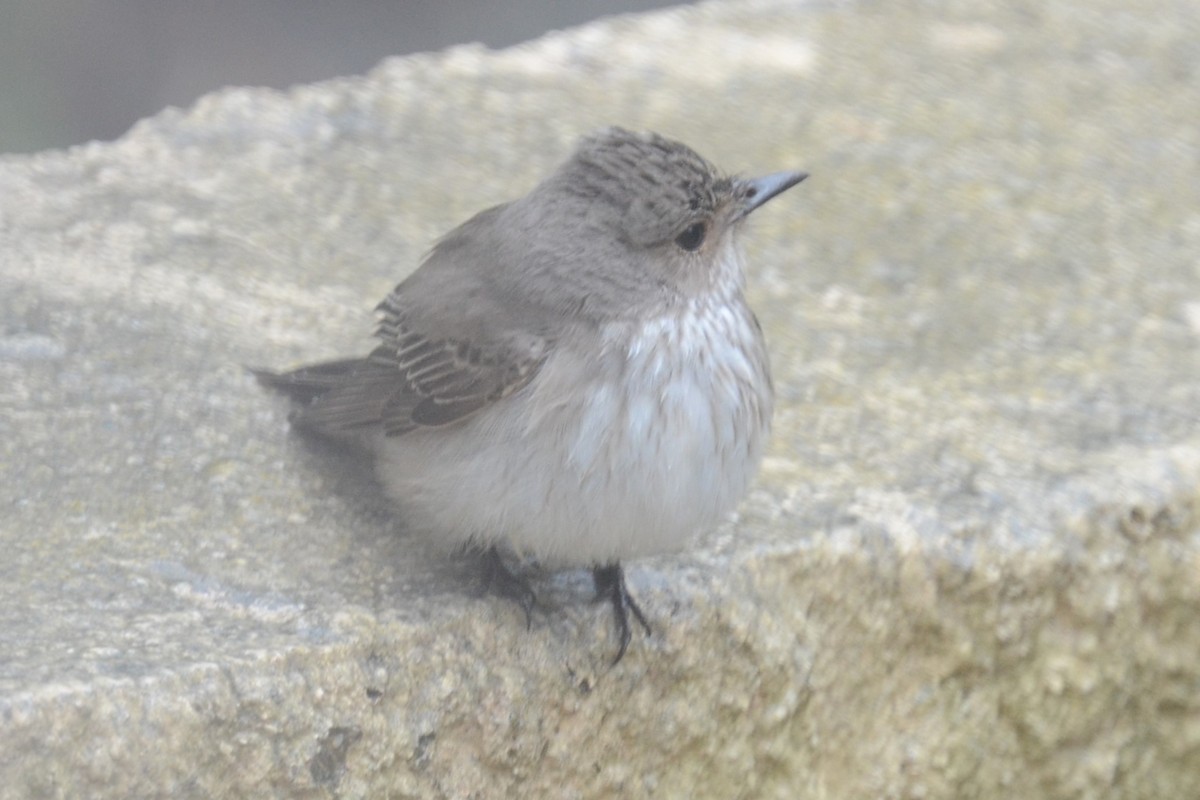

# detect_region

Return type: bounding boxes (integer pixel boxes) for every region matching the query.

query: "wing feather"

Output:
[371,294,548,435]
[260,203,553,438]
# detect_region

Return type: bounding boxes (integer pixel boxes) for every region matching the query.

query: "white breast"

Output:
[376,293,773,566]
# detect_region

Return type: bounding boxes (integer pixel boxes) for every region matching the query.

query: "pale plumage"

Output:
[255,128,806,662]
[376,278,772,566]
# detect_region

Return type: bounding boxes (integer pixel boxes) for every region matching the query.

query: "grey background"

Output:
[0,0,683,154]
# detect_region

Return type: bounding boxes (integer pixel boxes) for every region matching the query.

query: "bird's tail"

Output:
[250,359,368,404]
[249,358,398,437]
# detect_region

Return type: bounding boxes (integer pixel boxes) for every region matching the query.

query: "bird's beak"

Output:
[737,171,808,219]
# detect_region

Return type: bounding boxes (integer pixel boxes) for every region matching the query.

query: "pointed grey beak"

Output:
[737,170,808,219]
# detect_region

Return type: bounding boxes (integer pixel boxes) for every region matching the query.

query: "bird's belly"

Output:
[377,304,772,566]
[554,361,768,559]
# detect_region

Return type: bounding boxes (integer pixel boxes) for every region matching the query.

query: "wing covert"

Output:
[372,293,549,435]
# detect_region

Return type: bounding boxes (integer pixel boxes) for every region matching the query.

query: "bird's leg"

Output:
[480,546,538,629]
[592,562,651,664]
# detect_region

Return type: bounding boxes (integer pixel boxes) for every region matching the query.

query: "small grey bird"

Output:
[255,127,806,663]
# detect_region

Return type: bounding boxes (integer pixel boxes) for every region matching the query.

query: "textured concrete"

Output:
[2,0,1199,797]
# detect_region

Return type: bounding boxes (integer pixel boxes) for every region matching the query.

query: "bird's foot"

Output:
[592,562,651,665]
[480,546,538,629]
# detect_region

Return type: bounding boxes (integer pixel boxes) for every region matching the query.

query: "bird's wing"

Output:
[368,293,549,435]
[261,204,553,438]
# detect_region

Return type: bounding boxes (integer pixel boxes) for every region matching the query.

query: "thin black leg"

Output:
[480,546,537,629]
[592,562,651,664]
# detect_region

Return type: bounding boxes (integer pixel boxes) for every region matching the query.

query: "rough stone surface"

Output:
[2,0,1198,797]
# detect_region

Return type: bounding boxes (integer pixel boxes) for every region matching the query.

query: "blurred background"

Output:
[0,0,683,155]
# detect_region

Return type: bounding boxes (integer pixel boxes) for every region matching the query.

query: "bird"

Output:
[254,127,807,663]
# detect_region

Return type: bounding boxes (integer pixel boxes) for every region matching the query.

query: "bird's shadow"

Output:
[274,428,615,653]
[277,433,475,593]
[278,431,566,608]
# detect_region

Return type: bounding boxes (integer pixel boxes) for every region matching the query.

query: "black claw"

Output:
[592,563,652,665]
[480,546,537,629]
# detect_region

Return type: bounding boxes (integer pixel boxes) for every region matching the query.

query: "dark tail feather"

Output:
[250,358,400,436]
[250,359,369,405]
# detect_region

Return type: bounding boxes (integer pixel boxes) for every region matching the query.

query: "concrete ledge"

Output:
[2,0,1198,797]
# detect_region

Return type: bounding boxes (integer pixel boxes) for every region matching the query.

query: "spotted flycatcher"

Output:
[255,127,807,662]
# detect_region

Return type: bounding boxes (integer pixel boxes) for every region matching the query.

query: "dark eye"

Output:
[674,221,707,252]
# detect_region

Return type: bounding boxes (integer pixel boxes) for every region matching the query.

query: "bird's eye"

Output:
[674,221,707,252]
